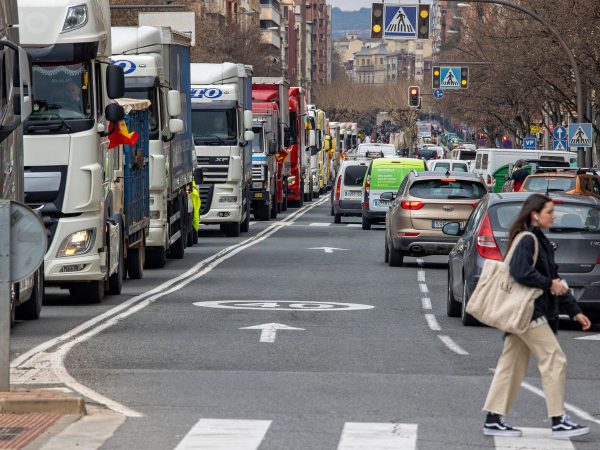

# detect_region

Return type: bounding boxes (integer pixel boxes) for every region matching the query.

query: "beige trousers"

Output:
[483,321,567,418]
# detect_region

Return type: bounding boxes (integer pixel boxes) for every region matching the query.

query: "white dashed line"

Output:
[347,224,362,228]
[309,222,331,227]
[416,258,424,267]
[417,271,426,283]
[424,314,441,331]
[421,297,432,310]
[438,335,469,355]
[419,283,429,294]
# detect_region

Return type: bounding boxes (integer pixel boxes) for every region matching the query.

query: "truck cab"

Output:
[251,102,279,220]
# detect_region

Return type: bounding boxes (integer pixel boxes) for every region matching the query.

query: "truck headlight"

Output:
[62,5,88,32]
[219,196,238,203]
[57,229,95,257]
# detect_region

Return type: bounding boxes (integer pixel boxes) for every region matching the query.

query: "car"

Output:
[331,159,370,223]
[384,171,487,266]
[450,148,477,165]
[416,146,443,160]
[354,142,397,159]
[427,159,470,173]
[361,158,427,230]
[520,170,600,198]
[444,192,600,326]
[495,159,572,193]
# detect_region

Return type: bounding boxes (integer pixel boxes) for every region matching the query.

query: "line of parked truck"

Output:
[1,0,358,326]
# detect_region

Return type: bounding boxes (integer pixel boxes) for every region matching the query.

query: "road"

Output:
[10,198,600,449]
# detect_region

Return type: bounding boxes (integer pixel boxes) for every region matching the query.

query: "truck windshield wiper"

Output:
[195,135,227,145]
[26,113,72,133]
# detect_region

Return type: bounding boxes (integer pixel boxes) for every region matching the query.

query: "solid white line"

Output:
[337,422,417,450]
[438,335,469,355]
[421,297,432,310]
[174,419,271,450]
[419,283,429,294]
[424,314,441,331]
[416,258,424,267]
[417,271,425,283]
[11,197,328,416]
[347,224,362,228]
[309,222,331,227]
[493,427,575,449]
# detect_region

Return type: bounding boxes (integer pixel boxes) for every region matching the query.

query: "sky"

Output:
[328,0,371,11]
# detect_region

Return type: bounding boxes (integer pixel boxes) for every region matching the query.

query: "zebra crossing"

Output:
[173,419,580,449]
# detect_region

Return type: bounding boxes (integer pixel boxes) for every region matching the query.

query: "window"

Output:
[125,87,161,138]
[380,58,384,64]
[344,165,368,186]
[592,178,600,195]
[252,126,264,153]
[491,203,600,232]
[482,153,489,170]
[409,179,487,200]
[522,177,576,193]
[453,163,469,172]
[191,108,237,145]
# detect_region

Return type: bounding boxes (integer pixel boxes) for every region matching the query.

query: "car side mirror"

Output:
[106,64,125,99]
[442,222,462,236]
[194,167,204,185]
[379,192,395,201]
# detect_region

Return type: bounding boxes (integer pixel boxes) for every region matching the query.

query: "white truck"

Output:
[19,0,127,302]
[112,26,195,267]
[190,63,254,237]
[0,0,44,324]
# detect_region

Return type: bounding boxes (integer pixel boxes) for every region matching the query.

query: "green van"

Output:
[361,158,427,230]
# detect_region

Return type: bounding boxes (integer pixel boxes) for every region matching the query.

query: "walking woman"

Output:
[482,194,592,438]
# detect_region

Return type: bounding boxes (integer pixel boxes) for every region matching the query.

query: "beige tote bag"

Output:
[465,231,542,334]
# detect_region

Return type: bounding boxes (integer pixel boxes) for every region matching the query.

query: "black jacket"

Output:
[509,227,582,333]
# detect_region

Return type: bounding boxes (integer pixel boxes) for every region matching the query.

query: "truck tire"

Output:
[69,280,104,304]
[16,265,44,320]
[192,228,199,245]
[240,200,250,232]
[107,233,124,295]
[256,203,269,221]
[270,199,278,219]
[282,185,288,211]
[146,246,166,269]
[187,214,195,247]
[334,214,341,224]
[168,198,186,259]
[127,243,144,280]
[221,222,241,237]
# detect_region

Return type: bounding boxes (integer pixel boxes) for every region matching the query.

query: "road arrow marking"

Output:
[308,247,349,254]
[575,334,600,341]
[239,323,305,343]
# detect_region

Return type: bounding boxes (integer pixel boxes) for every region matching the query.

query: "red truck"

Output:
[287,87,310,206]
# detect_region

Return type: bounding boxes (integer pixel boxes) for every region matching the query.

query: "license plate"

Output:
[374,200,391,208]
[253,192,263,198]
[432,220,464,229]
[252,182,263,189]
[343,191,361,198]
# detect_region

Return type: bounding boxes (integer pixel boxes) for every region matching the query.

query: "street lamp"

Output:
[450,0,587,165]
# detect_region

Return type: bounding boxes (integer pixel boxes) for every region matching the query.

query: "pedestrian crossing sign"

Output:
[437,67,468,89]
[568,123,593,148]
[552,139,568,151]
[383,5,417,38]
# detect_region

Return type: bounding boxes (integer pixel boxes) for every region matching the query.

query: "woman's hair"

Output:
[508,193,552,248]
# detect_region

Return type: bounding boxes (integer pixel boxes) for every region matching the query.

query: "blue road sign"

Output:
[433,89,444,99]
[568,123,593,148]
[553,126,567,141]
[523,137,537,150]
[383,5,417,39]
[552,139,568,151]
[440,67,461,89]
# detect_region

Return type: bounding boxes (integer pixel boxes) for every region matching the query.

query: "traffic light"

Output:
[408,86,420,108]
[432,66,440,89]
[417,5,430,39]
[461,67,469,88]
[371,3,384,39]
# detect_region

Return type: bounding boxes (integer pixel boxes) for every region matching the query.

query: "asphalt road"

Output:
[10,198,600,449]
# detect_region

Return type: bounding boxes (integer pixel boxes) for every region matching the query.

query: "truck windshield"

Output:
[252,127,264,153]
[192,108,237,145]
[124,88,159,136]
[29,62,93,120]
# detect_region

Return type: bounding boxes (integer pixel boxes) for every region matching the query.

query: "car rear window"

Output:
[523,177,576,193]
[344,165,368,186]
[490,202,600,232]
[358,146,395,157]
[433,162,450,172]
[417,149,438,160]
[409,179,486,200]
[459,151,476,160]
[453,163,469,172]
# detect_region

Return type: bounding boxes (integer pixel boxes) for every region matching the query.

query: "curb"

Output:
[0,390,86,415]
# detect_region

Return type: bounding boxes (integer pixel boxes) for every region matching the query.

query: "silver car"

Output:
[331,159,369,223]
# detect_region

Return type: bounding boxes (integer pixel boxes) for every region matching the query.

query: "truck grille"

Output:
[252,165,264,182]
[198,184,214,215]
[197,156,229,184]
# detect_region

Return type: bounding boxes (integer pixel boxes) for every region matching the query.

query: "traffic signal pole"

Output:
[448,0,587,166]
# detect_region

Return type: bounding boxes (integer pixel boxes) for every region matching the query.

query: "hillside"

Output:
[331,7,371,40]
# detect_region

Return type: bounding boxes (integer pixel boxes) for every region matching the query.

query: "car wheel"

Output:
[16,265,44,320]
[461,279,479,326]
[384,235,390,263]
[388,243,404,267]
[447,269,461,317]
[334,214,341,224]
[361,215,371,230]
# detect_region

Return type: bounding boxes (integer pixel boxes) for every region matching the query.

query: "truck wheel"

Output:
[69,280,104,304]
[256,203,269,221]
[127,244,144,280]
[187,216,195,247]
[168,198,186,259]
[192,228,199,245]
[108,234,124,295]
[146,246,166,269]
[240,202,250,233]
[16,265,44,320]
[282,186,288,211]
[222,222,241,237]
[270,200,278,219]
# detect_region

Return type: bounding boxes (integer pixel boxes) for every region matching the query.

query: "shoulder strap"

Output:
[505,231,539,265]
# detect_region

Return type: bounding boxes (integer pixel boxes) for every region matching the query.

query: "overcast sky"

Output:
[328,0,371,11]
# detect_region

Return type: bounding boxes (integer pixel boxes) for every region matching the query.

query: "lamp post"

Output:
[453,0,587,166]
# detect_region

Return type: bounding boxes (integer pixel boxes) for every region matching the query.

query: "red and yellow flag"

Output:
[108,120,139,149]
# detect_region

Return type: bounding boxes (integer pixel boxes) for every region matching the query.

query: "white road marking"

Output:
[493,427,575,449]
[239,323,305,343]
[11,197,329,416]
[421,297,432,310]
[249,221,257,226]
[416,258,424,267]
[417,271,425,283]
[347,224,362,228]
[575,333,600,340]
[438,335,469,355]
[308,246,349,253]
[194,300,374,312]
[309,222,331,227]
[174,419,271,450]
[424,314,441,331]
[419,283,429,294]
[337,422,417,450]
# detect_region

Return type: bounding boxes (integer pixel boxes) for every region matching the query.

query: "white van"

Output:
[473,149,577,185]
[330,159,370,223]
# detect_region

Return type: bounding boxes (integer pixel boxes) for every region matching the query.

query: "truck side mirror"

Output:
[244,130,254,143]
[167,90,181,117]
[106,64,125,99]
[105,103,125,122]
[244,110,253,130]
[268,140,277,155]
[169,118,184,134]
[194,167,204,185]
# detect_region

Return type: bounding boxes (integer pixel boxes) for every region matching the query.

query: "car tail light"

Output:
[486,175,493,185]
[335,176,342,200]
[401,201,424,210]
[476,213,502,260]
[597,256,600,264]
[365,175,370,194]
[403,232,420,237]
[553,199,564,204]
